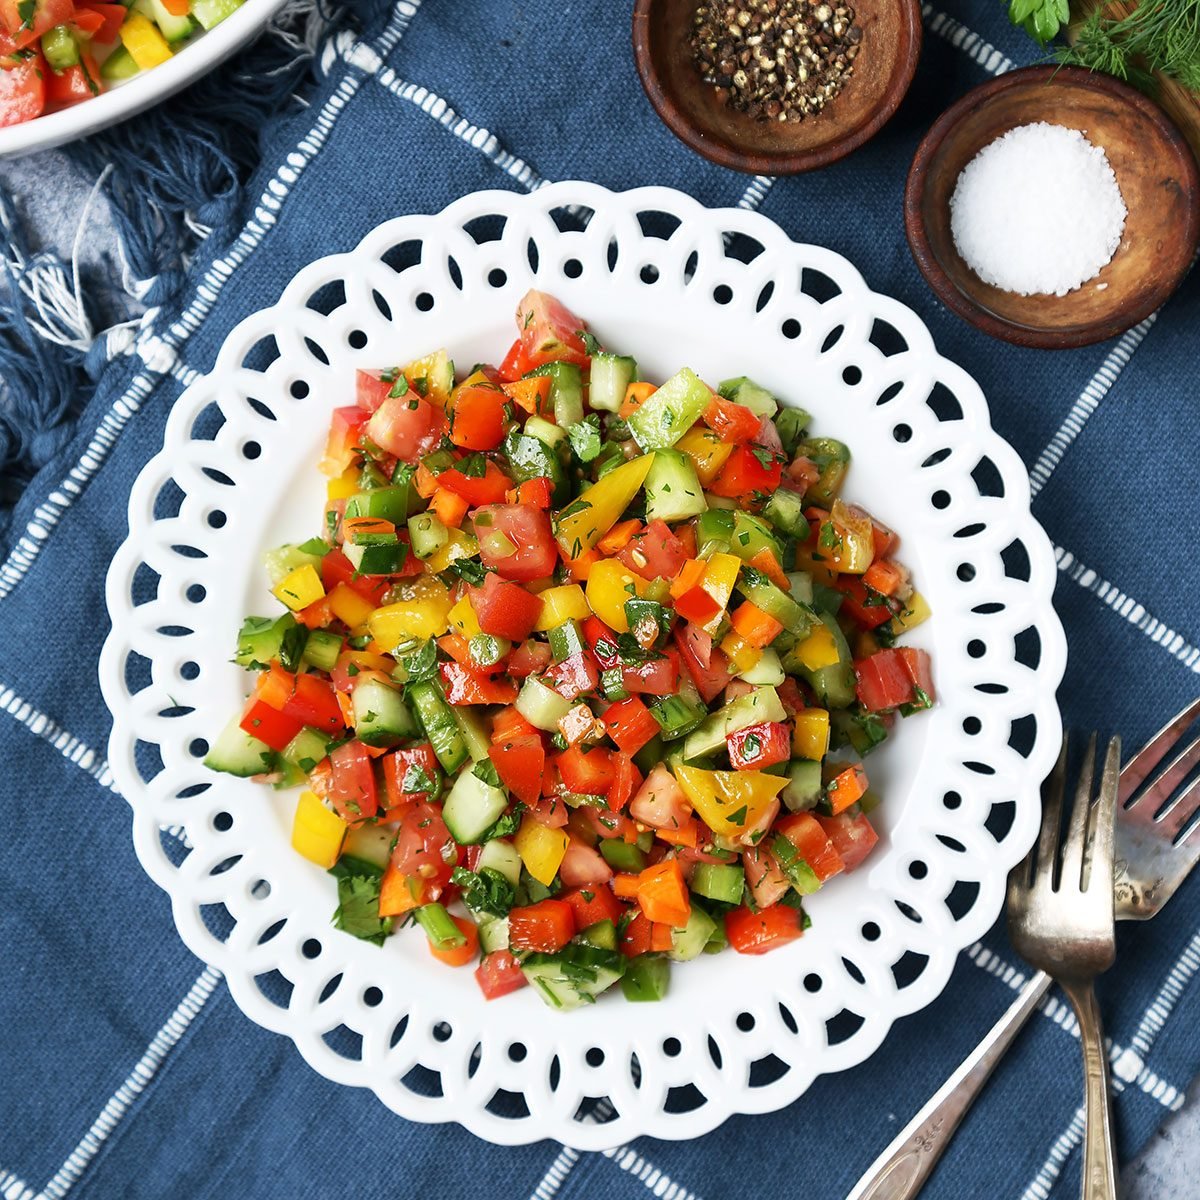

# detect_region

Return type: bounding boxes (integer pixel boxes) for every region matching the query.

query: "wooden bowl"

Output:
[632,0,922,174]
[905,66,1200,350]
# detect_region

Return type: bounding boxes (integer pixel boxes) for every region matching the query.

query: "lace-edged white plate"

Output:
[100,182,1066,1149]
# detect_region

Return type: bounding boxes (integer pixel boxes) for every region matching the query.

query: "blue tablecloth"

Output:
[2,2,1199,1198]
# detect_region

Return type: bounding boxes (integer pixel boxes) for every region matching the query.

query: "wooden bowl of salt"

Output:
[905,65,1199,350]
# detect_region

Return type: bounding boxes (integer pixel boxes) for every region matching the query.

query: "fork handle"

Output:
[1062,979,1119,1200]
[847,970,1052,1200]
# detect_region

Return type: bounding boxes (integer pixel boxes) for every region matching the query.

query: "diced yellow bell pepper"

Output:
[120,11,172,69]
[425,527,478,574]
[890,590,931,634]
[448,594,482,639]
[699,551,742,635]
[291,790,347,869]
[513,814,570,886]
[326,470,360,501]
[273,564,325,612]
[555,453,655,558]
[673,765,788,838]
[328,582,376,630]
[534,583,591,632]
[719,631,762,674]
[792,708,830,760]
[794,622,840,670]
[585,557,651,633]
[367,574,453,648]
[823,499,874,574]
[403,348,454,406]
[676,426,735,487]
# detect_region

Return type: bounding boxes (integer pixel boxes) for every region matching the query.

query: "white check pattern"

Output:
[0,5,1193,1198]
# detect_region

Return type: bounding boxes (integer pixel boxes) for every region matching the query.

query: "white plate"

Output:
[99,182,1066,1148]
[0,0,287,159]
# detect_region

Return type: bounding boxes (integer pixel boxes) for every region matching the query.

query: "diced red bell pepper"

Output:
[79,3,126,43]
[703,395,762,444]
[583,616,622,669]
[44,53,100,107]
[854,647,934,712]
[437,459,513,506]
[603,696,659,756]
[239,696,302,752]
[382,743,441,813]
[673,585,721,626]
[506,639,553,677]
[725,903,805,954]
[708,444,783,503]
[556,744,615,796]
[545,650,600,702]
[449,383,508,451]
[508,899,576,953]
[497,338,532,383]
[727,721,791,770]
[775,812,845,882]
[470,571,544,641]
[487,733,544,806]
[837,575,898,630]
[619,911,654,958]
[509,477,553,508]
[328,740,379,824]
[608,753,643,813]
[439,661,518,706]
[475,949,527,999]
[673,624,730,703]
[561,885,624,930]
[321,547,389,606]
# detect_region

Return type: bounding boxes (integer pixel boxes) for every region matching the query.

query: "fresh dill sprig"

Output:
[1061,1,1200,92]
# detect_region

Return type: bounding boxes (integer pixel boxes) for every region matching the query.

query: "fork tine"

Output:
[1008,736,1067,907]
[1061,733,1097,889]
[1119,697,1200,805]
[1088,736,1121,890]
[1133,733,1200,818]
[1156,771,1200,839]
[1036,736,1070,883]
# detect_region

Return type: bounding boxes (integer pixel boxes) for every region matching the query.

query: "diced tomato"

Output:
[703,395,761,444]
[468,571,543,642]
[621,648,680,697]
[321,547,389,606]
[508,898,576,952]
[474,503,557,581]
[776,676,806,716]
[673,624,730,703]
[814,810,879,872]
[475,949,527,999]
[576,805,640,843]
[545,650,600,702]
[45,53,99,107]
[449,383,508,451]
[328,741,379,824]
[608,752,643,813]
[708,444,783,503]
[900,647,935,704]
[487,733,544,805]
[382,743,441,813]
[78,2,125,41]
[366,393,446,460]
[775,812,845,882]
[0,0,73,45]
[855,647,933,712]
[561,884,624,929]
[619,911,654,957]
[439,661,518,706]
[438,459,512,506]
[506,638,552,677]
[603,696,658,756]
[629,764,691,830]
[516,289,589,369]
[871,518,899,559]
[429,914,479,967]
[743,844,791,909]
[528,796,569,828]
[725,903,805,954]
[391,801,457,898]
[320,406,369,476]
[726,721,791,770]
[559,838,615,889]
[583,616,621,669]
[497,338,532,382]
[556,744,615,796]
[617,519,689,581]
[239,696,302,751]
[356,369,398,413]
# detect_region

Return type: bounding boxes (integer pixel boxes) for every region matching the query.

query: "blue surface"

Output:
[1,2,1199,1198]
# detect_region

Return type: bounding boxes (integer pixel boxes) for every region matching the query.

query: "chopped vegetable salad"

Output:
[205,289,935,1009]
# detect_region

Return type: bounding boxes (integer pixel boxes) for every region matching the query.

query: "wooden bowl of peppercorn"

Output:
[632,0,922,174]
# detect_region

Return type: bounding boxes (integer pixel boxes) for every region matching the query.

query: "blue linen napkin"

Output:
[2,2,1199,1198]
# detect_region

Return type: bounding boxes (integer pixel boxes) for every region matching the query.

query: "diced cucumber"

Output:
[738,567,814,636]
[100,47,140,82]
[203,717,274,777]
[644,449,707,523]
[646,693,708,742]
[442,770,508,844]
[787,571,815,606]
[408,680,469,772]
[359,460,390,491]
[576,919,619,952]
[695,508,735,556]
[343,823,393,870]
[408,512,449,559]
[522,944,625,1010]
[775,406,812,456]
[790,612,856,708]
[831,709,889,757]
[525,414,568,447]
[504,428,568,504]
[599,667,628,701]
[620,954,670,1001]
[718,376,778,419]
[668,906,717,962]
[703,492,738,511]
[281,726,332,773]
[346,485,417,526]
[772,834,821,894]
[548,619,587,664]
[469,633,511,668]
[682,686,786,760]
[353,678,416,748]
[421,448,457,475]
[235,613,300,668]
[302,629,344,673]
[811,583,845,616]
[453,706,491,763]
[589,352,638,412]
[763,489,810,539]
[262,542,324,587]
[476,838,522,887]
[729,512,782,562]
[525,362,584,427]
[690,862,745,904]
[781,759,824,812]
[190,0,244,30]
[133,0,194,41]
[41,25,78,70]
[739,647,784,686]
[599,838,647,872]
[627,367,710,451]
[479,916,510,954]
[344,537,406,576]
[796,437,851,507]
[516,676,573,732]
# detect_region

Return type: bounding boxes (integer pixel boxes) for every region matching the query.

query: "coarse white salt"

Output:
[949,121,1127,297]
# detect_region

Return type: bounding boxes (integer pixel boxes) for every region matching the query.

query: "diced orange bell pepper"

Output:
[597,519,643,556]
[826,763,868,814]
[502,375,552,416]
[430,487,469,528]
[669,558,708,600]
[562,546,601,582]
[619,381,656,418]
[747,546,791,591]
[730,601,785,649]
[414,463,440,499]
[636,859,690,928]
[863,559,904,597]
[612,872,642,900]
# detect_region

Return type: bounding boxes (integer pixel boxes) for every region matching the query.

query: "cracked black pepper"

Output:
[690,0,863,122]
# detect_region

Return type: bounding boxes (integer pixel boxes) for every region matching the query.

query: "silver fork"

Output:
[1008,735,1121,1200]
[848,697,1200,1200]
